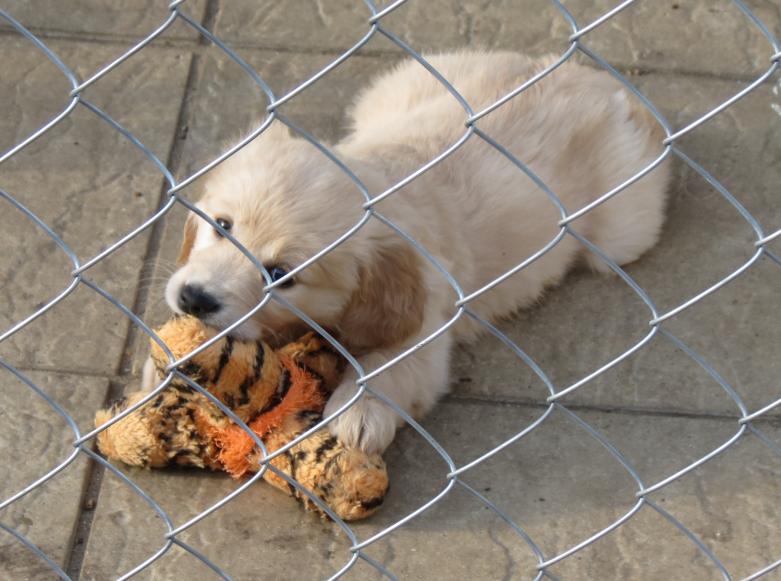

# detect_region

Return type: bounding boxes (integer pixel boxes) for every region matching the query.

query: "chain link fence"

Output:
[1,0,780,579]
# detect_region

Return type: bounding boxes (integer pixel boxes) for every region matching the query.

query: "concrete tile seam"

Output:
[63,48,207,579]
[443,394,781,426]
[0,24,775,84]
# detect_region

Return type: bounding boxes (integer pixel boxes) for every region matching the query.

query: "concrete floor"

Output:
[1,1,780,579]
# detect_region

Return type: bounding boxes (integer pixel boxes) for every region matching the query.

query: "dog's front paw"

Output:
[324,384,398,454]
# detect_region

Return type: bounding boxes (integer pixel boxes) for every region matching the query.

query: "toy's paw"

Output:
[324,384,397,455]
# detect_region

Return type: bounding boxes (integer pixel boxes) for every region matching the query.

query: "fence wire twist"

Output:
[1,0,780,579]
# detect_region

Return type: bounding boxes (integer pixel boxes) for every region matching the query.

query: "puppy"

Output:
[163,52,669,454]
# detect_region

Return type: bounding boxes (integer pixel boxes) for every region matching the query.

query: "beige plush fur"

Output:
[98,316,388,521]
[164,51,670,454]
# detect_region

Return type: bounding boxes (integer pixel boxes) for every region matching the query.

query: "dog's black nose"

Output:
[178,284,220,317]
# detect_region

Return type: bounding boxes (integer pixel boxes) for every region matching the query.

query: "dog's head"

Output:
[166,124,425,350]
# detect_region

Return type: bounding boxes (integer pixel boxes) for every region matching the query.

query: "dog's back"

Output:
[339,51,669,338]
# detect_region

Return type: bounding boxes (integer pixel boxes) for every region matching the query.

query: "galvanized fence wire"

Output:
[0,0,780,578]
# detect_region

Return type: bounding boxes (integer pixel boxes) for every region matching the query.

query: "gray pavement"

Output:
[1,1,780,580]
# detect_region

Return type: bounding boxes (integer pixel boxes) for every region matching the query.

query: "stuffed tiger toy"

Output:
[94,315,389,521]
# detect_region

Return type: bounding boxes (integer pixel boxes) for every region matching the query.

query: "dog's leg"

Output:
[324,331,453,454]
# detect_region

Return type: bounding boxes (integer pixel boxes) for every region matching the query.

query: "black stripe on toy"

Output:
[223,393,236,409]
[257,368,292,415]
[296,363,326,391]
[278,368,291,398]
[296,410,322,428]
[314,436,338,463]
[307,342,339,358]
[236,342,266,406]
[360,496,385,510]
[289,449,299,480]
[284,450,301,500]
[212,335,235,384]
[179,362,204,381]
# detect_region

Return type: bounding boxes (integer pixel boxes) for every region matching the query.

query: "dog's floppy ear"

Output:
[339,241,426,353]
[177,212,198,266]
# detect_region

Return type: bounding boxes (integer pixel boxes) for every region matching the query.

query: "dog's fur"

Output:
[163,52,670,454]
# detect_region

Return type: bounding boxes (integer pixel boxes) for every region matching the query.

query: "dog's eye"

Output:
[214,217,232,237]
[268,265,294,288]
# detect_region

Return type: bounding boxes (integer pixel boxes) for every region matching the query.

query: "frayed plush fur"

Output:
[95,316,388,521]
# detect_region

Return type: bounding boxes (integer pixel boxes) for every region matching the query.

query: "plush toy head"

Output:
[95,316,388,521]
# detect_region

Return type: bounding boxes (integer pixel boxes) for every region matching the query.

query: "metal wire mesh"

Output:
[1,0,780,579]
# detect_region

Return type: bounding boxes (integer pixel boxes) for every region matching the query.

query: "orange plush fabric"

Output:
[95,315,388,521]
[212,355,326,478]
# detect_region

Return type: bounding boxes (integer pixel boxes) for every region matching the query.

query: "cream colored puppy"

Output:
[164,52,669,454]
